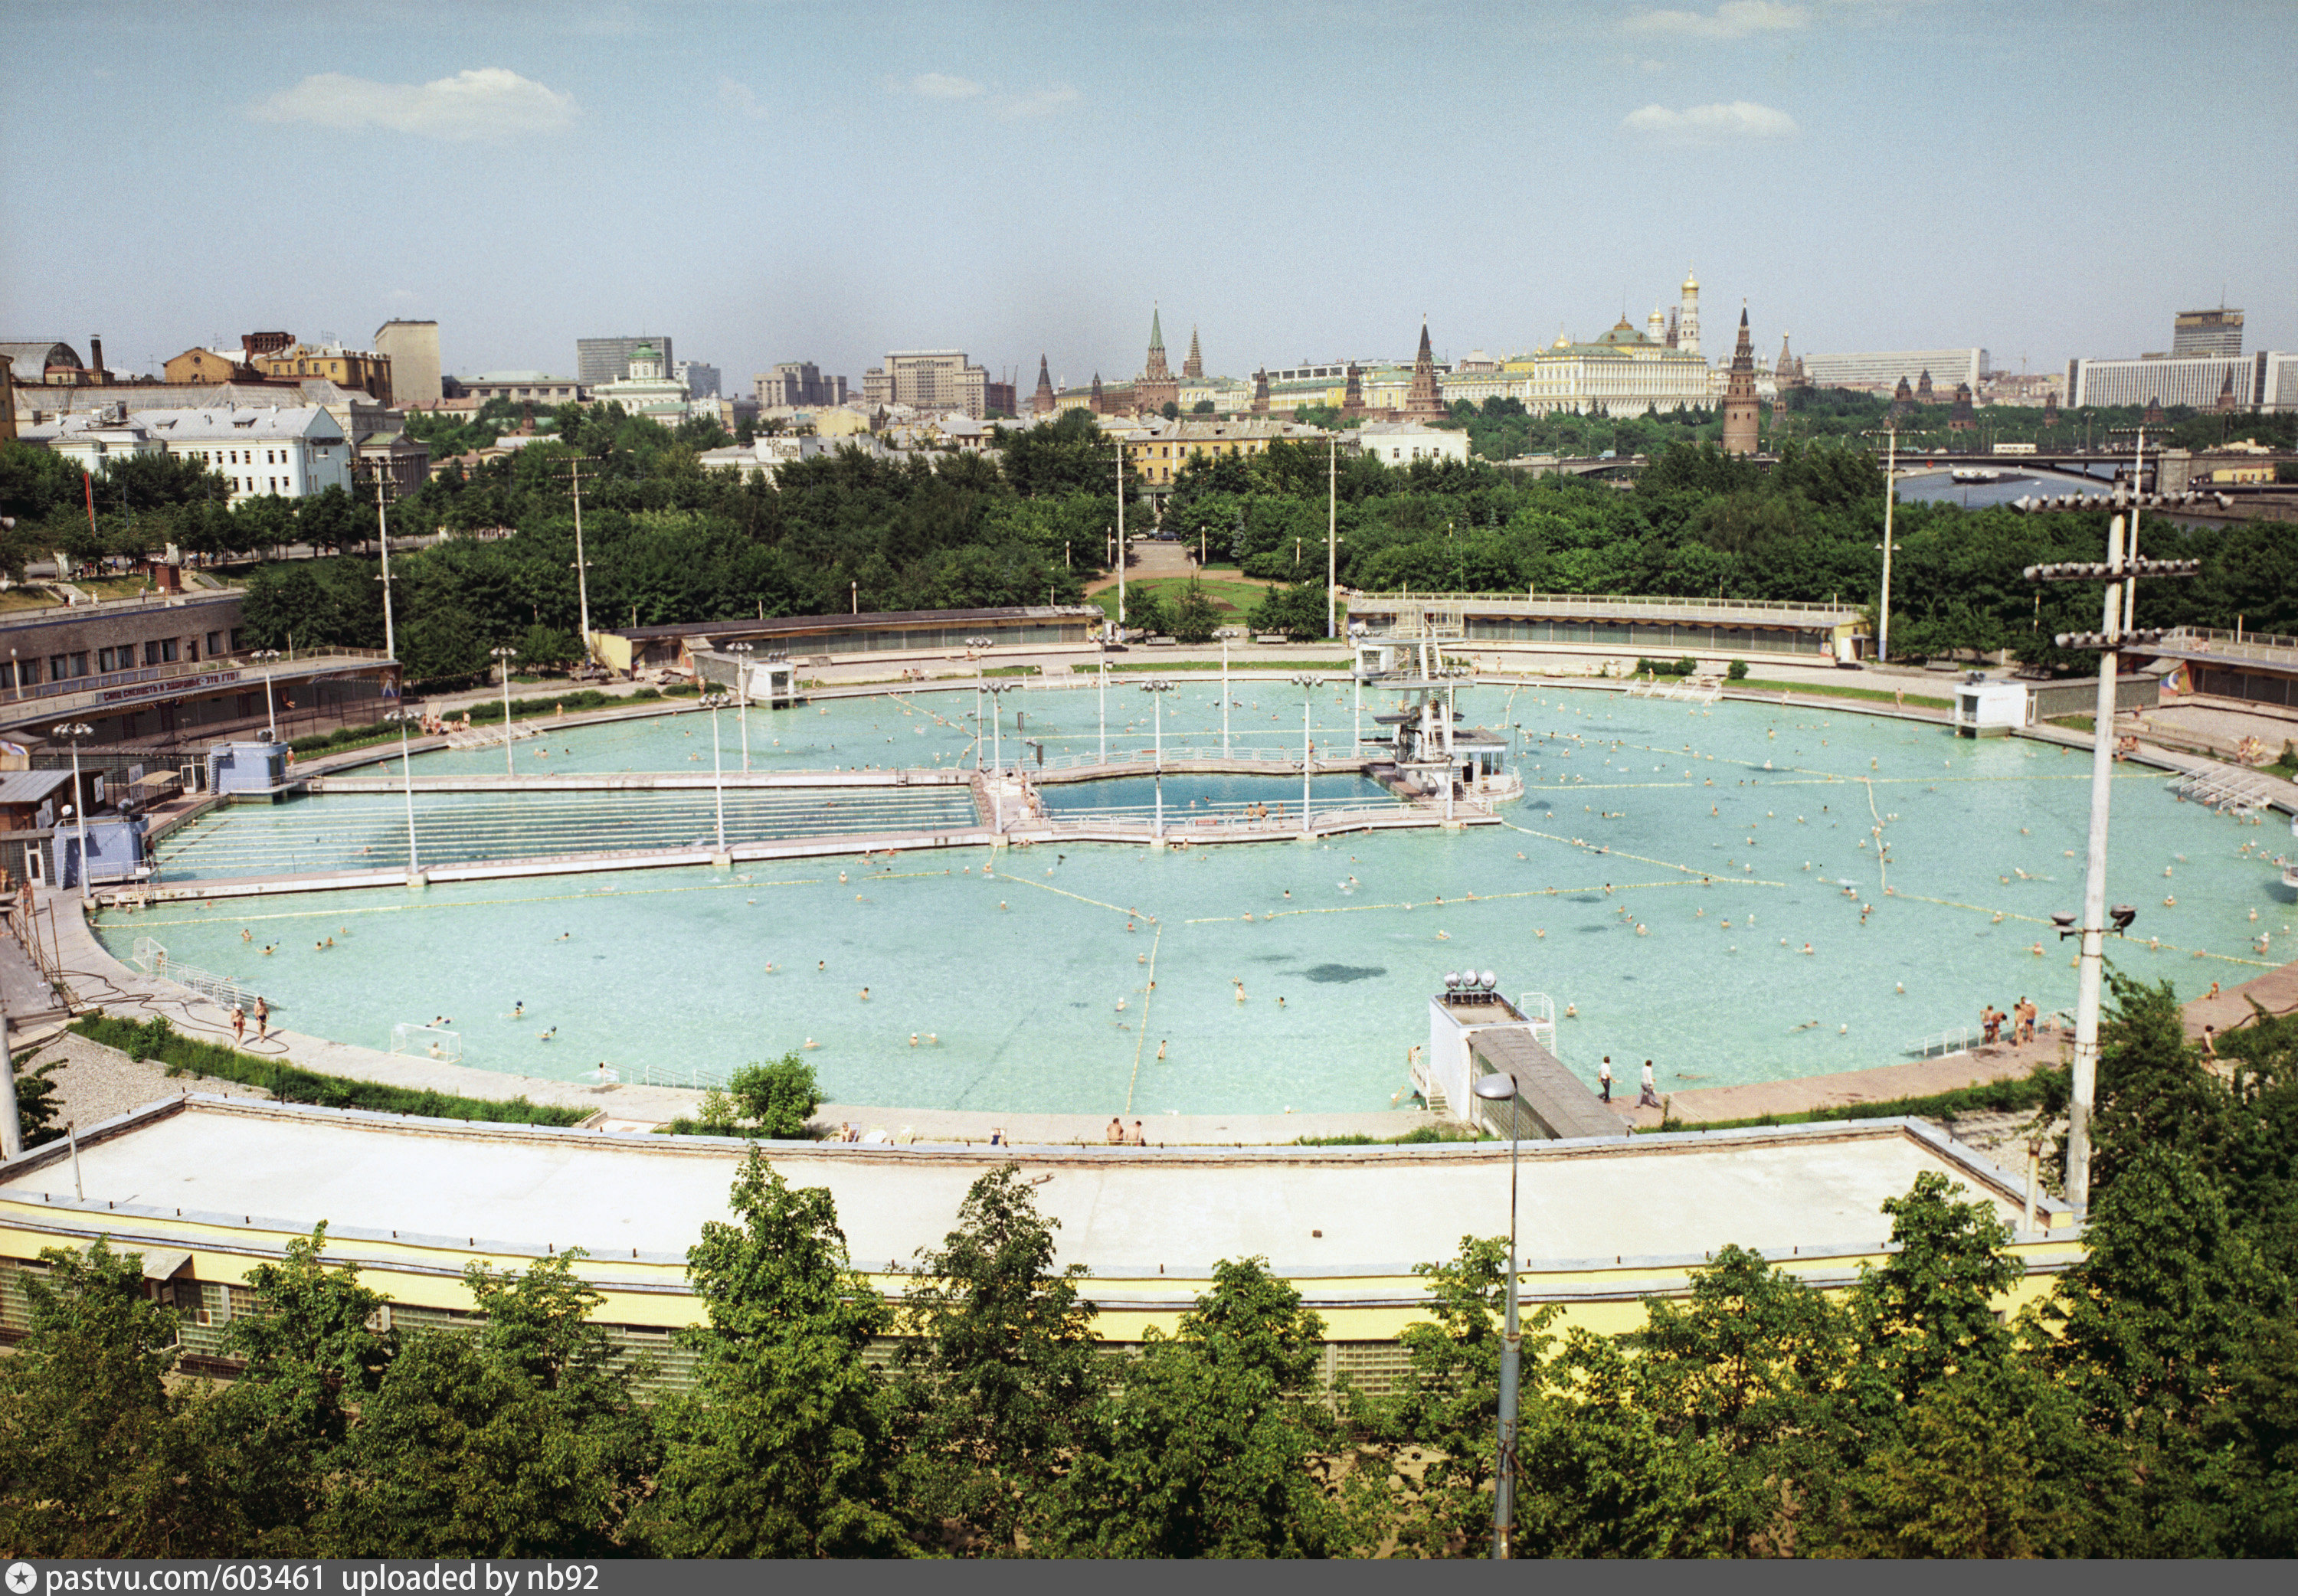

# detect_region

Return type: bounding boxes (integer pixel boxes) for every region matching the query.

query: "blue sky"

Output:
[5,1,2293,391]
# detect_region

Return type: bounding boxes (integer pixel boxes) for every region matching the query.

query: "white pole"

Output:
[374,469,396,662]
[1327,435,1338,639]
[264,666,277,740]
[400,721,418,875]
[1098,656,1107,765]
[571,459,593,654]
[1154,690,1164,841]
[1880,428,1897,662]
[1116,446,1127,628]
[1301,685,1313,835]
[711,702,726,852]
[501,660,513,779]
[2066,513,2126,1220]
[1222,639,1230,758]
[2124,427,2145,633]
[71,738,88,904]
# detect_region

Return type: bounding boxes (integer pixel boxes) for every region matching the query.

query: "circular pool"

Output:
[102,682,2292,1115]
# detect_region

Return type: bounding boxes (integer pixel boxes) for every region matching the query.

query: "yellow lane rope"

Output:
[984,865,1157,923]
[1183,878,1756,925]
[1124,919,1163,1115]
[1497,817,1787,885]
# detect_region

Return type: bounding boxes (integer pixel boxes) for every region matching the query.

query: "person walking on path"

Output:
[1637,1059,1662,1110]
[231,1005,246,1045]
[1598,1055,1614,1103]
[254,996,270,1042]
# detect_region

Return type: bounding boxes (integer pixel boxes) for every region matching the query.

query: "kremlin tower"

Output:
[1134,308,1180,416]
[1720,306,1760,456]
[1030,355,1056,417]
[1677,267,1701,358]
[1183,326,1203,381]
[1400,320,1446,422]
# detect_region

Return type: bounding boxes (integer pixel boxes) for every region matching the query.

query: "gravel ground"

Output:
[24,1029,270,1130]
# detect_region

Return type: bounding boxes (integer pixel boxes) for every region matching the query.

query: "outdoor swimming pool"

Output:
[105,684,2293,1117]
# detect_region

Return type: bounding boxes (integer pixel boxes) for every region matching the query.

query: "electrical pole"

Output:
[1327,434,1339,639]
[2026,528,2196,1218]
[362,463,398,661]
[554,456,599,662]
[1115,443,1128,630]
[1862,427,1900,661]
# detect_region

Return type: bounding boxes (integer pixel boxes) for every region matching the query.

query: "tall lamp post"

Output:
[1291,673,1319,836]
[490,646,518,777]
[1471,1065,1524,1559]
[2026,524,2195,1216]
[699,692,732,855]
[383,707,422,879]
[982,680,1015,834]
[1861,427,1900,662]
[725,641,755,773]
[1140,679,1173,841]
[252,649,283,740]
[52,722,93,904]
[361,463,398,662]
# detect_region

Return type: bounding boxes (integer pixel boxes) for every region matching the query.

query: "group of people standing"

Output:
[1982,997,2038,1046]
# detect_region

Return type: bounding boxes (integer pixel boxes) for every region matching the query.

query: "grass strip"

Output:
[1103,658,1354,672]
[70,1012,588,1127]
[1733,678,1953,709]
[1649,1061,2065,1134]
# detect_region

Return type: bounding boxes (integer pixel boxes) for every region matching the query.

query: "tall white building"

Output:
[1799,348,1987,392]
[1677,267,1701,358]
[589,344,716,424]
[138,406,352,501]
[2067,352,2287,411]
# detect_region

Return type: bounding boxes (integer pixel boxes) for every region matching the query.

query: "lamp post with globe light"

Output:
[725,641,755,772]
[699,692,732,855]
[51,722,93,903]
[1139,679,1174,840]
[490,646,518,777]
[383,707,423,879]
[1471,1029,1523,1561]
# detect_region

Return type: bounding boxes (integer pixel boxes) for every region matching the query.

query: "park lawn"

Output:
[0,586,63,613]
[1088,574,1274,622]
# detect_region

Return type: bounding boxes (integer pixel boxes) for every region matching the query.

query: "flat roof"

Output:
[616,605,1098,643]
[2,1097,2042,1277]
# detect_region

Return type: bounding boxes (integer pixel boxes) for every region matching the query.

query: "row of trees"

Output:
[2,974,2290,1557]
[8,392,2293,681]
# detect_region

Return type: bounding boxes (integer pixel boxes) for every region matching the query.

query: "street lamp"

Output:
[2025,525,2198,1218]
[251,649,283,740]
[1471,1066,1524,1560]
[699,692,732,854]
[1139,679,1174,840]
[383,707,422,879]
[724,641,755,773]
[489,646,518,778]
[1291,673,1319,836]
[51,723,93,903]
[1861,427,1900,662]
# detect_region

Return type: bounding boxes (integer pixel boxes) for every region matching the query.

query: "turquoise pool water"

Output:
[107,685,2293,1115]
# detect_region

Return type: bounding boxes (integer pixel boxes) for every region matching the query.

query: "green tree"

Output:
[0,1239,241,1556]
[647,1150,909,1557]
[726,1052,821,1139]
[1124,586,1171,638]
[1249,581,1327,641]
[1348,1235,1559,1558]
[1046,1257,1341,1558]
[315,1251,654,1557]
[892,1165,1104,1555]
[213,1225,390,1549]
[8,1039,61,1148]
[1169,581,1221,644]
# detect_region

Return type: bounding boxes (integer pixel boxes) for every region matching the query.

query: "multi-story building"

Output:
[454,373,584,405]
[145,407,353,502]
[755,361,849,409]
[673,360,721,401]
[13,408,164,472]
[861,350,990,418]
[577,336,673,389]
[250,343,392,407]
[1123,417,1324,489]
[2171,309,2243,358]
[1799,348,1987,394]
[586,344,712,425]
[373,320,442,405]
[1356,420,1469,466]
[2066,352,2288,411]
[160,348,254,385]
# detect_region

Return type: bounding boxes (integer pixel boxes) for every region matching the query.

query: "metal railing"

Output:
[3,646,394,724]
[2157,625,2298,668]
[132,935,264,1013]
[1347,588,1864,624]
[640,1062,729,1092]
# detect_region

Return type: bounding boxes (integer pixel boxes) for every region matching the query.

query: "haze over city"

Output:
[5,0,2295,388]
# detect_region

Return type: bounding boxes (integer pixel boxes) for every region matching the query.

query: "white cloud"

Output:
[1622,100,1799,142]
[995,84,1079,121]
[908,72,985,100]
[719,77,770,120]
[1627,2,1809,39]
[250,68,577,140]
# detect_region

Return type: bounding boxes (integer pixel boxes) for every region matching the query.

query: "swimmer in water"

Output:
[818,960,826,972]
[241,928,252,943]
[555,931,570,942]
[910,1033,919,1047]
[1157,1039,1167,1060]
[538,1027,557,1042]
[512,1002,525,1019]
[859,987,870,1000]
[1802,943,1815,955]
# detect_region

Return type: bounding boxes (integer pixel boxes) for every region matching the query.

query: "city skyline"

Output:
[3,0,2293,391]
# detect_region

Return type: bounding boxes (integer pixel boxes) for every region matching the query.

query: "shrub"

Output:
[729,1055,822,1140]
[67,1012,586,1127]
[1727,659,1749,680]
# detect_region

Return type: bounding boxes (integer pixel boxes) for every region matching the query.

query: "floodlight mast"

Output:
[2025,517,2197,1218]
